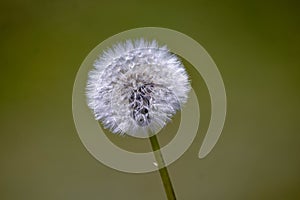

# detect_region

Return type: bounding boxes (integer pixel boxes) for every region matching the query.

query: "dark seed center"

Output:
[129,84,153,126]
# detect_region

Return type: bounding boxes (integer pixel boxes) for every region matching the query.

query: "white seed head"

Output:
[86,39,191,137]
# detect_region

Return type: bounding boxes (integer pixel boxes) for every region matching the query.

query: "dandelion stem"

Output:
[149,135,176,200]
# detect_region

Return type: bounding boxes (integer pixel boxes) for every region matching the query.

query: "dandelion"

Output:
[86,39,191,200]
[86,39,190,137]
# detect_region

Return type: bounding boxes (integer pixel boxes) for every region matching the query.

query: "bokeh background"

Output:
[1,0,299,199]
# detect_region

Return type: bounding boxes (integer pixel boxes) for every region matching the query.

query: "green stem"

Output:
[149,135,176,200]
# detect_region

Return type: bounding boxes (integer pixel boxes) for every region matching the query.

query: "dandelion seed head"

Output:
[86,39,191,137]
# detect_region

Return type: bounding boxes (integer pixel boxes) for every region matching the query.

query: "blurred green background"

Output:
[1,0,299,199]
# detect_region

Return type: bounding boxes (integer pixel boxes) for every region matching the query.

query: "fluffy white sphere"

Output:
[86,39,191,137]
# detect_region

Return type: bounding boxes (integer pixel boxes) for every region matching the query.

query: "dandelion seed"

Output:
[86,39,191,137]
